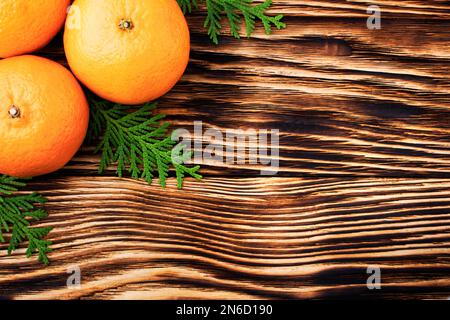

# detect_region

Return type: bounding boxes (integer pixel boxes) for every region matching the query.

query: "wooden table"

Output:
[1,0,449,299]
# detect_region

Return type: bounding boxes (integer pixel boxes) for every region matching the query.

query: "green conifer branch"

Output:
[88,99,202,189]
[0,175,52,265]
[177,0,286,44]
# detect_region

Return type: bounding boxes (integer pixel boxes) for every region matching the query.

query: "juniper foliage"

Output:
[177,0,286,44]
[0,175,52,265]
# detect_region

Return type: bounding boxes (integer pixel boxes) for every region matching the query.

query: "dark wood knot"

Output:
[322,38,353,56]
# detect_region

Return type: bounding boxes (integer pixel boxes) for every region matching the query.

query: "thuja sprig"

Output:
[177,0,286,44]
[88,99,202,188]
[0,175,52,265]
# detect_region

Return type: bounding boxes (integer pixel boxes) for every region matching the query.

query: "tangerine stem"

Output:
[8,105,20,118]
[118,19,134,31]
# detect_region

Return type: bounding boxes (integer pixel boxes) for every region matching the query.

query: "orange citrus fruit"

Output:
[0,55,89,178]
[63,0,190,105]
[0,0,70,58]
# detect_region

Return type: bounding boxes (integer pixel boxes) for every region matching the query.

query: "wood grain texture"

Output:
[1,0,450,300]
[38,1,450,177]
[1,177,450,299]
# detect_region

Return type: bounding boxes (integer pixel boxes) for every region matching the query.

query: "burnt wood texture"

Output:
[0,0,449,299]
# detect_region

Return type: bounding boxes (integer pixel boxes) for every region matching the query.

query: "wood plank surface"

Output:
[1,177,450,299]
[1,0,450,300]
[39,2,450,177]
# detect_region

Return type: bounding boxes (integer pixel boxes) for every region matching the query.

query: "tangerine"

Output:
[0,55,89,177]
[0,0,70,58]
